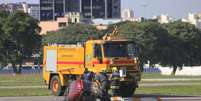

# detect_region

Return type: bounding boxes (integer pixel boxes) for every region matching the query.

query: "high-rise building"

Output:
[28,4,40,20]
[40,0,54,21]
[40,0,121,21]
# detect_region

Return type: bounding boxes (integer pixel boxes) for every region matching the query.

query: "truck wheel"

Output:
[50,76,64,96]
[120,83,136,97]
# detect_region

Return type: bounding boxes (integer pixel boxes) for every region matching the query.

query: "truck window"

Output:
[103,42,138,57]
[94,44,102,58]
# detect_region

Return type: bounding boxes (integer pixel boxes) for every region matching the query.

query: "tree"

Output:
[0,10,10,65]
[108,21,169,71]
[42,23,103,45]
[2,11,41,73]
[163,21,201,74]
[108,21,201,75]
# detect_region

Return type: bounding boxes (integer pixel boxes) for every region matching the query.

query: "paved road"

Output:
[0,96,64,101]
[1,96,201,101]
[161,97,201,101]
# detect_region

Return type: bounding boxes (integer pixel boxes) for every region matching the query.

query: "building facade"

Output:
[122,9,134,20]
[40,0,121,21]
[39,17,68,35]
[152,14,175,24]
[39,12,81,35]
[182,13,201,29]
[28,4,40,20]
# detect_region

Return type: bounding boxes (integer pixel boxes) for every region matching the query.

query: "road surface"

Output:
[0,96,64,101]
[1,95,201,101]
[161,97,201,101]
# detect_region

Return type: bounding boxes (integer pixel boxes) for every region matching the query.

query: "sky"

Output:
[0,0,201,19]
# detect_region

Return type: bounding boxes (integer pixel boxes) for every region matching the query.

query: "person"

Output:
[95,68,110,100]
[82,68,89,80]
[65,71,96,101]
[109,67,120,96]
[85,71,94,81]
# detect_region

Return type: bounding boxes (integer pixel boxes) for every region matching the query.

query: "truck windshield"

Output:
[103,42,138,57]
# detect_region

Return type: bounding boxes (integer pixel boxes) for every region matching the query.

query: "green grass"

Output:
[0,74,44,86]
[140,81,201,83]
[0,73,43,85]
[0,88,50,97]
[1,73,201,96]
[0,73,50,97]
[136,85,201,96]
[136,73,201,96]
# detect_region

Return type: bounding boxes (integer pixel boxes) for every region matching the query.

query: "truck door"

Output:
[85,43,105,73]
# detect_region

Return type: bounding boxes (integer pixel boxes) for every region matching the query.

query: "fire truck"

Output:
[43,28,141,96]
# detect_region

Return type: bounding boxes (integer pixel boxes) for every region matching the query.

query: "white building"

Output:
[153,14,175,24]
[182,13,201,29]
[65,12,81,24]
[122,9,134,20]
[92,18,122,30]
[121,8,141,22]
[21,2,28,13]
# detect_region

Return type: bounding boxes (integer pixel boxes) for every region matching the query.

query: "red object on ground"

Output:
[67,80,84,101]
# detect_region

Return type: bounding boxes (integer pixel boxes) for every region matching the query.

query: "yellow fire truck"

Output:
[43,28,141,96]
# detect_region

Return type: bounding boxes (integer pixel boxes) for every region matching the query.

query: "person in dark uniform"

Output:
[84,71,94,81]
[95,68,110,100]
[82,68,89,80]
[109,67,120,96]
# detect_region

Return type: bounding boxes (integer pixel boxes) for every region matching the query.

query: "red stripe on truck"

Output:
[57,61,84,64]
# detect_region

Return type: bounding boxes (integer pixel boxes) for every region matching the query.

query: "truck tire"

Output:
[50,76,65,96]
[120,83,136,97]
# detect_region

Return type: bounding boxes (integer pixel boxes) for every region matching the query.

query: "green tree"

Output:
[163,21,201,74]
[0,10,10,65]
[109,21,201,75]
[42,23,103,45]
[2,11,41,73]
[108,21,169,71]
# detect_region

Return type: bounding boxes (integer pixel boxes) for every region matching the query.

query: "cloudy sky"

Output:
[1,0,201,18]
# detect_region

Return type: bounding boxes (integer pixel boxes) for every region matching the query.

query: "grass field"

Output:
[138,73,201,96]
[0,73,51,97]
[136,85,201,96]
[0,74,44,86]
[0,73,201,96]
[0,88,50,96]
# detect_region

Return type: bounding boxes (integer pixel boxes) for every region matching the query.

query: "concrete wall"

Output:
[144,66,201,76]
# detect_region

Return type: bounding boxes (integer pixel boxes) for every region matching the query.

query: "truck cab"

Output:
[85,39,141,97]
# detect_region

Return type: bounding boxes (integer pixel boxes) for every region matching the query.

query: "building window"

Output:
[75,18,77,23]
[58,22,66,27]
[68,18,72,24]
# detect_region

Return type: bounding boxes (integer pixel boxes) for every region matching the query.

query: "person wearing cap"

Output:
[109,67,120,96]
[95,68,110,100]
